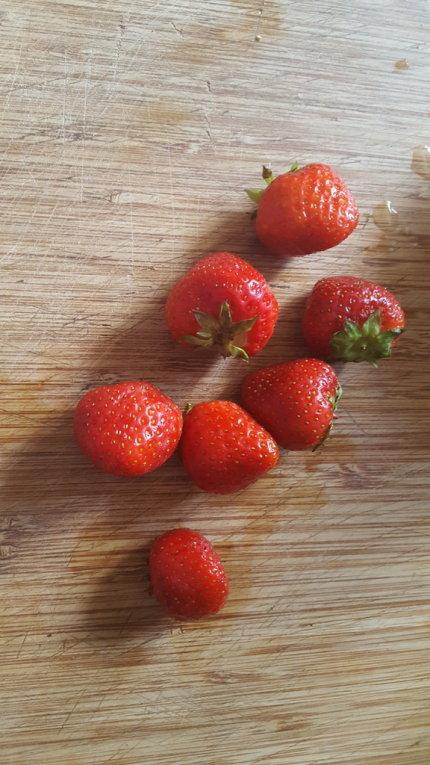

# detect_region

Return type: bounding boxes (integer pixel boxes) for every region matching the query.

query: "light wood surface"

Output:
[1,1,429,763]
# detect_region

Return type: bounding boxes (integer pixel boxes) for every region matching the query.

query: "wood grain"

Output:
[1,1,429,763]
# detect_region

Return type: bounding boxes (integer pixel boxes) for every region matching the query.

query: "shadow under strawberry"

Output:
[164,207,289,281]
[77,547,172,665]
[79,289,220,402]
[0,412,196,570]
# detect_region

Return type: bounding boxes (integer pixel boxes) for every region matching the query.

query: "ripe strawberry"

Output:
[302,276,405,364]
[246,163,359,257]
[149,528,229,619]
[165,252,278,360]
[74,381,182,477]
[241,358,341,451]
[181,400,279,493]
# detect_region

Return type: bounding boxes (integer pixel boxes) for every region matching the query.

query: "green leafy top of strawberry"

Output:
[183,300,256,361]
[331,311,404,365]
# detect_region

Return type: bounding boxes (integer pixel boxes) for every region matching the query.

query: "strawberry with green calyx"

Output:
[165,252,278,360]
[302,276,405,364]
[246,163,359,258]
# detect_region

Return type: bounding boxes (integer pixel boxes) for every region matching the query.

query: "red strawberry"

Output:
[165,251,278,360]
[149,528,229,619]
[302,276,405,364]
[181,400,279,493]
[241,359,341,451]
[246,163,359,257]
[74,381,182,477]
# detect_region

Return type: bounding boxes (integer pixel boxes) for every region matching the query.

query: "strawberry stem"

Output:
[245,162,300,204]
[262,165,274,184]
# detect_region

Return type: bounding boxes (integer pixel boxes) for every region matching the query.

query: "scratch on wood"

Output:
[58,689,86,732]
[80,51,92,203]
[128,169,135,299]
[16,632,28,659]
[170,21,184,37]
[62,48,68,144]
[3,40,23,101]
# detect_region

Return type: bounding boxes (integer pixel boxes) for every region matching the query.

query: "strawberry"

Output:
[74,381,182,477]
[302,276,405,364]
[149,528,229,619]
[181,400,279,493]
[165,252,278,360]
[246,163,359,257]
[241,358,341,451]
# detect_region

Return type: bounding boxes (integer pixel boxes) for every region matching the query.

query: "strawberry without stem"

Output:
[74,381,182,477]
[165,252,278,360]
[241,358,341,451]
[149,528,229,619]
[302,276,405,364]
[181,400,279,493]
[247,163,359,257]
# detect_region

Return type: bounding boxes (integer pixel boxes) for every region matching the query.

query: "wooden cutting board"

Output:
[1,1,429,763]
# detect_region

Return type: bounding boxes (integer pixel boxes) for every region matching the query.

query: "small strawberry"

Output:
[74,381,182,477]
[241,358,341,451]
[165,252,278,360]
[302,276,405,364]
[181,400,279,493]
[149,528,229,619]
[246,163,359,257]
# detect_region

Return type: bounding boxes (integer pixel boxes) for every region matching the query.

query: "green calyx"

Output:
[329,384,343,411]
[245,162,300,203]
[183,301,256,361]
[331,311,404,365]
